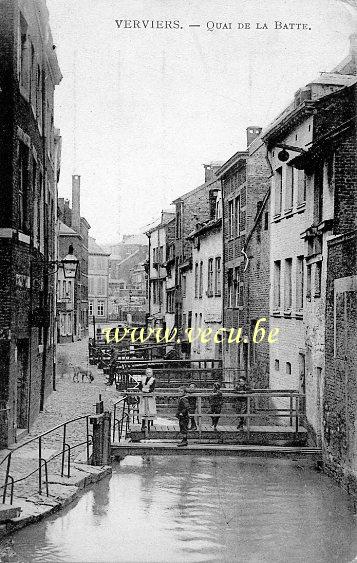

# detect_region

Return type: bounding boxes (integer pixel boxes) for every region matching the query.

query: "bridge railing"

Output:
[0,415,93,505]
[112,364,245,390]
[114,389,305,442]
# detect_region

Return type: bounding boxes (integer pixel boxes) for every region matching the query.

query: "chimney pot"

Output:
[246,126,262,148]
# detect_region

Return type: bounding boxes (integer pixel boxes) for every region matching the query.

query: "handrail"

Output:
[121,389,305,441]
[0,413,93,505]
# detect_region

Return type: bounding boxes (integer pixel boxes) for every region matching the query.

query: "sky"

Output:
[46,0,356,243]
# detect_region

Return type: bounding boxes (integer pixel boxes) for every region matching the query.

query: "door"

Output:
[16,339,29,430]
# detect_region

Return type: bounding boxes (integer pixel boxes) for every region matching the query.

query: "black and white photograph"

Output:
[0,0,357,561]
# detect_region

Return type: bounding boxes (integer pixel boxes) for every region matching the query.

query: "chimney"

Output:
[203,163,222,183]
[246,126,262,148]
[72,175,81,233]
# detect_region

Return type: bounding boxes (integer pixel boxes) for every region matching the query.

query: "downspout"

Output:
[146,232,151,324]
[40,69,48,412]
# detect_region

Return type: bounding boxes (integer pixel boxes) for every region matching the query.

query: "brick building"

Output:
[0,0,62,445]
[106,235,148,322]
[146,211,175,330]
[57,175,90,342]
[262,39,357,439]
[172,163,222,333]
[217,128,271,386]
[88,237,110,323]
[323,232,357,493]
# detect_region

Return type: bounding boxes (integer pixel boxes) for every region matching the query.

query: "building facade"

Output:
[106,235,148,322]
[182,195,223,361]
[0,0,62,445]
[172,163,222,333]
[146,212,175,330]
[88,237,110,323]
[262,59,357,438]
[57,176,90,342]
[218,128,271,386]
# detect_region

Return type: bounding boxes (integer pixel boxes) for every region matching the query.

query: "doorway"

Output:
[16,339,29,430]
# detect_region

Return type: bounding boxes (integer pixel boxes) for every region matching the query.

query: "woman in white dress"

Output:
[137,368,157,431]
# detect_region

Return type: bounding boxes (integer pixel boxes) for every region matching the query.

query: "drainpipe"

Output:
[146,232,151,324]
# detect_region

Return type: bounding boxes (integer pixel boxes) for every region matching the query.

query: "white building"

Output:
[262,72,355,436]
[88,237,110,322]
[182,193,222,360]
[146,211,175,330]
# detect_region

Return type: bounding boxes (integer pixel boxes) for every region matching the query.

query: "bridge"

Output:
[107,356,320,462]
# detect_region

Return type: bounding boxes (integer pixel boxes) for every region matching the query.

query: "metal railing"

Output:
[122,389,305,440]
[0,415,93,505]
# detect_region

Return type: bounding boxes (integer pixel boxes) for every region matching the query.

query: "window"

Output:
[286,362,292,375]
[166,290,175,313]
[228,269,233,308]
[314,163,324,223]
[284,258,292,310]
[153,280,158,304]
[306,265,312,300]
[264,211,269,230]
[194,263,199,298]
[297,170,307,205]
[273,260,281,310]
[97,277,103,295]
[199,261,203,298]
[274,167,282,216]
[207,258,214,296]
[234,267,240,308]
[97,301,104,317]
[89,301,93,317]
[89,277,95,295]
[235,196,240,235]
[314,262,322,297]
[285,166,295,211]
[228,200,234,238]
[176,205,182,239]
[275,359,280,371]
[182,274,186,297]
[158,280,163,304]
[67,281,72,301]
[296,256,304,311]
[159,246,164,264]
[18,143,29,232]
[214,257,221,296]
[19,14,30,90]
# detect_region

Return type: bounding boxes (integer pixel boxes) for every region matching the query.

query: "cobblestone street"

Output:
[0,337,119,503]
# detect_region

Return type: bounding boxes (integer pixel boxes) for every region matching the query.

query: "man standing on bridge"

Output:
[176,387,190,447]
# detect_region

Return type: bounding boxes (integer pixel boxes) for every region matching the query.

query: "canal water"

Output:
[5,455,357,562]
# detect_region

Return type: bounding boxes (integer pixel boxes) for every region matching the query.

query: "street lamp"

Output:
[61,244,79,279]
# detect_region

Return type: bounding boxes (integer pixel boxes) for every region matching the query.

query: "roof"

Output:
[89,237,110,256]
[262,73,357,144]
[58,221,80,237]
[307,72,357,87]
[215,150,248,179]
[145,211,176,235]
[172,176,221,205]
[188,217,222,239]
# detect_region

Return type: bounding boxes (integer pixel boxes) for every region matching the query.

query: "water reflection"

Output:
[5,456,357,562]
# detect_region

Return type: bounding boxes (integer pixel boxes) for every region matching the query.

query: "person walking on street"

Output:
[187,383,197,430]
[234,376,251,429]
[176,387,190,447]
[209,382,223,431]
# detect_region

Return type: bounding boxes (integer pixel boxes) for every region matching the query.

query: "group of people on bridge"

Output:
[131,368,250,447]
